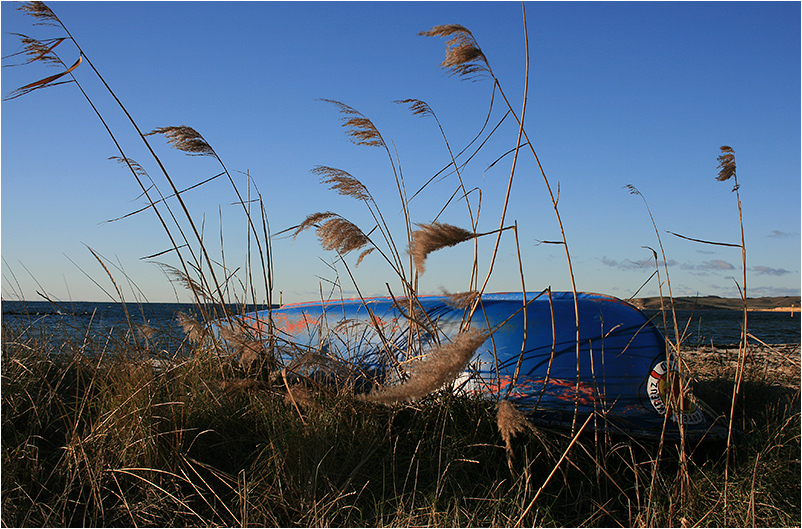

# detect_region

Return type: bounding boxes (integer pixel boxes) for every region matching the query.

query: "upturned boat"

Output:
[240,291,724,440]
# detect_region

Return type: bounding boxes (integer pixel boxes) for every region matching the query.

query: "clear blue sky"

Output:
[2,1,800,304]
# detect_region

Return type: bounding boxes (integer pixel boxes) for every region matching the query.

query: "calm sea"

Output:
[642,309,800,347]
[2,300,800,347]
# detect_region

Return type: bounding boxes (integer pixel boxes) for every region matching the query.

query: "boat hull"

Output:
[243,291,724,440]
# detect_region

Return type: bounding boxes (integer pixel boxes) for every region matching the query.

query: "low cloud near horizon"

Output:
[767,230,794,239]
[602,256,796,278]
[600,256,676,271]
[750,265,793,276]
[692,259,736,272]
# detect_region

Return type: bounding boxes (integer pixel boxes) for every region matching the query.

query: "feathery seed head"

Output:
[220,325,263,369]
[443,290,479,309]
[161,264,210,300]
[177,311,204,343]
[420,24,489,80]
[496,399,533,469]
[293,211,338,238]
[316,216,370,255]
[293,211,371,256]
[356,247,375,266]
[135,322,157,341]
[496,399,529,445]
[146,125,215,156]
[320,99,386,148]
[410,222,475,275]
[395,98,433,118]
[625,184,641,196]
[19,1,60,26]
[12,35,65,66]
[313,166,371,202]
[362,329,486,403]
[109,156,149,180]
[716,145,736,183]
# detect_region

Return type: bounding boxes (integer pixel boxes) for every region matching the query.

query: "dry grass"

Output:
[682,344,800,389]
[4,318,797,527]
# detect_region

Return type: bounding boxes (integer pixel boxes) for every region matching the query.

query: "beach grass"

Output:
[2,316,799,527]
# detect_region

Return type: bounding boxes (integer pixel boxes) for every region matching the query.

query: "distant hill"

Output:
[631,295,800,312]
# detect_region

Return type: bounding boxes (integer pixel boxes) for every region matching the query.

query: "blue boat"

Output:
[240,291,724,440]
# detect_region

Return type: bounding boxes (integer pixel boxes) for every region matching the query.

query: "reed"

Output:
[361,329,487,403]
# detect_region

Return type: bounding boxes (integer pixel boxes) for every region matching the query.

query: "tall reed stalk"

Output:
[420,5,584,433]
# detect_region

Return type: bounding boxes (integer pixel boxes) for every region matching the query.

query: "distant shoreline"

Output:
[748,306,799,313]
[632,295,800,312]
[3,295,800,313]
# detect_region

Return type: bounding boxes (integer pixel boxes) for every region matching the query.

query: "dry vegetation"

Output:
[3,319,799,527]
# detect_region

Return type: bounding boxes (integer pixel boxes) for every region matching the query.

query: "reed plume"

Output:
[320,99,385,148]
[146,125,215,157]
[313,166,371,202]
[317,217,370,254]
[362,329,486,403]
[419,24,489,80]
[496,399,529,469]
[3,36,82,100]
[219,325,264,371]
[159,263,212,301]
[295,212,372,260]
[177,311,204,344]
[395,98,433,118]
[134,322,156,341]
[109,155,150,180]
[8,35,65,66]
[410,222,475,275]
[356,247,375,266]
[288,352,352,380]
[293,211,338,237]
[442,289,479,310]
[18,1,60,26]
[717,145,737,186]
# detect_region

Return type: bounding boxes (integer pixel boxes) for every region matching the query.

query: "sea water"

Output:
[3,300,800,348]
[1,300,272,355]
[643,309,800,347]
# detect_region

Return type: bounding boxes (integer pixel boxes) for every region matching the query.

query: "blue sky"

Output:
[2,1,800,304]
